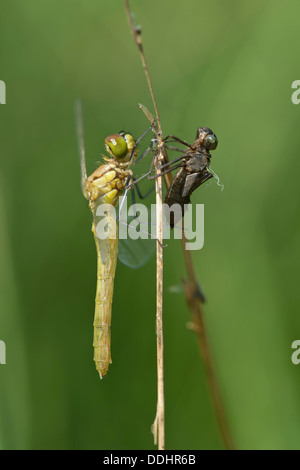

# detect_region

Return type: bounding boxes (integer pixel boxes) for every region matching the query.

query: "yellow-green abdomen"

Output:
[92,221,118,378]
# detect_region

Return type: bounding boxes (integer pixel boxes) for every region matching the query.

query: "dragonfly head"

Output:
[196,127,218,151]
[105,132,137,164]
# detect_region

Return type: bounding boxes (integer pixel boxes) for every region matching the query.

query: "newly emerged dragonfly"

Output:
[76,101,155,379]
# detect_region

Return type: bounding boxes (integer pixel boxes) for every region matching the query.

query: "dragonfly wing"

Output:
[182,171,213,198]
[75,99,88,198]
[117,197,155,269]
[118,236,155,269]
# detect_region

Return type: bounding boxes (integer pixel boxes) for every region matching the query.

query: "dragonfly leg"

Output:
[133,138,155,166]
[135,122,155,145]
[135,182,154,200]
[126,154,186,190]
[125,176,154,221]
[165,145,186,153]
[118,174,133,220]
[152,154,186,171]
[130,176,155,200]
[123,182,164,247]
[125,169,152,190]
[129,121,156,163]
[119,174,154,220]
[120,177,166,248]
[163,134,192,148]
[147,162,182,180]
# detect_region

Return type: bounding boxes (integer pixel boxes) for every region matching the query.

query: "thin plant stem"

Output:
[123,1,160,134]
[181,231,235,450]
[123,0,165,450]
[151,147,165,449]
[123,0,235,450]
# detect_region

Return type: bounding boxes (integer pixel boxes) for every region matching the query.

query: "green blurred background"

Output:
[0,0,300,450]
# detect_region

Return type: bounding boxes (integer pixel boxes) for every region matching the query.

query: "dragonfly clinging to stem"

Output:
[76,100,154,379]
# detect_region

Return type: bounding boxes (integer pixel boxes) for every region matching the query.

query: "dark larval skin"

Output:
[164,127,218,227]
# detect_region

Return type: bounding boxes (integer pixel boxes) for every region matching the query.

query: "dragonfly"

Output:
[131,125,219,228]
[76,101,155,379]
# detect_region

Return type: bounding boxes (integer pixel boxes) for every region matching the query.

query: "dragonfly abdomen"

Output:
[89,164,131,378]
[93,225,118,379]
[93,318,111,378]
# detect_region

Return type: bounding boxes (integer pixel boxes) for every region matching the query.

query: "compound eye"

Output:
[203,133,218,150]
[105,134,128,158]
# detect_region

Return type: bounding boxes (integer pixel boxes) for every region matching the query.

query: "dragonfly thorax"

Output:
[86,161,132,210]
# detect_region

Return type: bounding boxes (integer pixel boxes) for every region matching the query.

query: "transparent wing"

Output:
[117,195,156,269]
[116,120,158,269]
[118,237,155,269]
[75,99,88,197]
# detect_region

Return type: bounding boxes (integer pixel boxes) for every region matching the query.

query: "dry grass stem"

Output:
[123,0,165,450]
[123,0,235,450]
